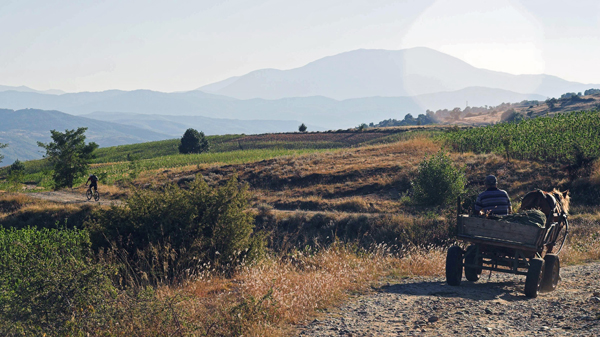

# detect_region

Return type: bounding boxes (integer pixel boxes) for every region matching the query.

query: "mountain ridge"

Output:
[0,87,545,129]
[198,47,597,100]
[0,85,65,95]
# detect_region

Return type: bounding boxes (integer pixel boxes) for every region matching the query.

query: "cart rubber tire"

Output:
[446,246,463,286]
[464,245,481,282]
[524,258,545,298]
[541,254,560,292]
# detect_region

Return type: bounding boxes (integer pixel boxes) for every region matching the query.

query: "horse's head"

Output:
[552,189,570,215]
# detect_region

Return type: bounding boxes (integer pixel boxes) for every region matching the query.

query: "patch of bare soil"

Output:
[299,262,600,336]
[28,190,121,206]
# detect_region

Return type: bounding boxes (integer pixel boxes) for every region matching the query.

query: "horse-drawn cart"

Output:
[446,205,569,298]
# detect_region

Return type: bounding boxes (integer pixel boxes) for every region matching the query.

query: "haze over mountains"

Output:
[0,87,544,130]
[0,109,168,165]
[80,112,322,137]
[0,85,65,95]
[197,47,598,100]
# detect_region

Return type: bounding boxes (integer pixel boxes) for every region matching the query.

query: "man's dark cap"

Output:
[485,175,497,185]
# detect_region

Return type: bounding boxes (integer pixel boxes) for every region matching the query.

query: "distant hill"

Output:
[0,85,65,95]
[81,112,324,137]
[0,109,170,165]
[0,87,544,129]
[198,47,598,100]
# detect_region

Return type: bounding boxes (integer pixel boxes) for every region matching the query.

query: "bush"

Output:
[0,227,115,335]
[500,109,523,123]
[298,123,307,132]
[85,175,264,284]
[412,151,466,206]
[179,128,210,154]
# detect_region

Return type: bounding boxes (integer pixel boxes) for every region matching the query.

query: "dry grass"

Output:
[559,219,600,265]
[152,244,446,336]
[152,136,573,219]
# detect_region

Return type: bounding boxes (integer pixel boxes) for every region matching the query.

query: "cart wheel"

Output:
[524,258,545,298]
[541,254,560,292]
[446,246,463,286]
[464,245,482,282]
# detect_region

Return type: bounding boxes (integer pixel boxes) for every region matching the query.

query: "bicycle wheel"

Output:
[93,190,100,202]
[86,189,92,201]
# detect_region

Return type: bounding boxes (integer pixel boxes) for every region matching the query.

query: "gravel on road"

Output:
[299,261,600,336]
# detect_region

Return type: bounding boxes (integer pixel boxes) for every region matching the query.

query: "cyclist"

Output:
[86,173,99,193]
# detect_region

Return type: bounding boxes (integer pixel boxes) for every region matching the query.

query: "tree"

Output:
[545,98,557,110]
[179,128,210,154]
[8,159,25,182]
[37,127,98,188]
[298,123,307,132]
[449,107,462,120]
[0,143,7,164]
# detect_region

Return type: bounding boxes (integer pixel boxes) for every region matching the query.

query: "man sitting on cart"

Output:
[474,175,512,215]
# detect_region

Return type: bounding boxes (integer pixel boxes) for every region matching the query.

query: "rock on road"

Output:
[299,261,600,336]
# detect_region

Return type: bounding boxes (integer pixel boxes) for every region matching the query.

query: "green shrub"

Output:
[0,227,115,335]
[412,151,466,206]
[86,175,264,284]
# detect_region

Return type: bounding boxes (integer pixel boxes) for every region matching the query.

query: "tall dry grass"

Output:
[154,244,446,336]
[559,219,600,265]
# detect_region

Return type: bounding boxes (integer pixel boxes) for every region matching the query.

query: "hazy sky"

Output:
[1,0,599,93]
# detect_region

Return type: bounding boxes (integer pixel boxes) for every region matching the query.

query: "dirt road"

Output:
[28,190,121,206]
[299,261,600,336]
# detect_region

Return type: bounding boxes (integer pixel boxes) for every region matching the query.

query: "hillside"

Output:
[437,91,600,125]
[0,109,170,165]
[198,47,598,100]
[0,87,544,129]
[81,112,323,137]
[1,111,599,336]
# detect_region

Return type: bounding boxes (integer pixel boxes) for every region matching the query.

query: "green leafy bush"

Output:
[412,151,466,206]
[86,175,264,284]
[0,227,115,335]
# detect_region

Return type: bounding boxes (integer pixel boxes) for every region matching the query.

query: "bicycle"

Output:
[86,187,100,201]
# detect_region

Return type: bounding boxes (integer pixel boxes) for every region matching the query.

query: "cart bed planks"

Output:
[457,215,544,248]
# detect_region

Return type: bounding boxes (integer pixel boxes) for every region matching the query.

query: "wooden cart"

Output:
[446,208,569,298]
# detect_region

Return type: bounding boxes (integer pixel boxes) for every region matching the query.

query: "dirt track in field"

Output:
[299,261,600,336]
[28,190,122,206]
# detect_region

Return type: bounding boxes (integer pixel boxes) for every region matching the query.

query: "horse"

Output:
[520,188,570,224]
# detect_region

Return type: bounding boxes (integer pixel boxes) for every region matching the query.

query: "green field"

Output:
[441,110,600,164]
